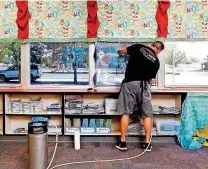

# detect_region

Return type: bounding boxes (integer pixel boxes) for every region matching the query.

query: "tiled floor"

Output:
[0,141,207,169]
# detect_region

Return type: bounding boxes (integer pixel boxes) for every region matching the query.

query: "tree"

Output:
[30,43,47,64]
[31,43,64,68]
[184,57,199,64]
[165,49,174,66]
[0,43,21,66]
[165,47,186,67]
[174,52,186,67]
[41,57,54,68]
[51,43,62,65]
[3,55,15,64]
[203,55,208,70]
[205,55,208,62]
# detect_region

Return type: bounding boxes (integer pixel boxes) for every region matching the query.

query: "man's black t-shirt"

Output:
[123,44,160,82]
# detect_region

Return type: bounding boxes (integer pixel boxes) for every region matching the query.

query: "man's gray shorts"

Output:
[117,81,153,118]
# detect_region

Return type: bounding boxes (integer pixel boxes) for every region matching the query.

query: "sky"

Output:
[165,42,208,59]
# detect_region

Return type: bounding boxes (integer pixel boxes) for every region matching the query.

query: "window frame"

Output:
[28,42,91,89]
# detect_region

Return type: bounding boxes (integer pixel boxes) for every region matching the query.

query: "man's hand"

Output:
[149,79,155,85]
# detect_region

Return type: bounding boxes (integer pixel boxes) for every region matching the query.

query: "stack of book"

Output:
[65,95,83,114]
[31,98,43,113]
[127,121,157,136]
[153,105,180,114]
[14,128,27,134]
[83,102,105,115]
[9,100,22,113]
[22,101,31,114]
[9,99,44,114]
[47,103,62,114]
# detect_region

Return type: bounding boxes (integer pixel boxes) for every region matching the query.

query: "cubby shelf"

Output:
[0,92,183,136]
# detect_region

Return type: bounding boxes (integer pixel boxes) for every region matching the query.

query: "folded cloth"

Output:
[159,106,180,114]
[127,121,157,135]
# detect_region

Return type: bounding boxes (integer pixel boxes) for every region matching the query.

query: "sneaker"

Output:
[116,140,127,151]
[140,142,152,152]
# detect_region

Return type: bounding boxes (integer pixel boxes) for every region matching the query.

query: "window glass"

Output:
[30,42,89,86]
[0,43,21,85]
[95,42,156,87]
[165,42,208,86]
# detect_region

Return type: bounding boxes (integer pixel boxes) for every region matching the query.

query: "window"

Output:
[0,43,21,85]
[95,42,156,87]
[30,42,89,86]
[95,42,126,86]
[165,41,208,86]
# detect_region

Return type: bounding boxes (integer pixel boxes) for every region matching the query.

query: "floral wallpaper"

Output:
[0,0,18,39]
[168,0,208,38]
[29,0,87,39]
[1,0,208,40]
[97,0,158,39]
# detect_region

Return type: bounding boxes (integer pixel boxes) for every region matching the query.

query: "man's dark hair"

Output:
[155,41,165,51]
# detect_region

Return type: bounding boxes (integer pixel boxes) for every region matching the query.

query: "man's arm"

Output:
[149,62,160,85]
[117,48,127,55]
[118,44,139,56]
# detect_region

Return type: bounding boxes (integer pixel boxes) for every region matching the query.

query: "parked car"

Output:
[31,64,42,81]
[0,64,42,82]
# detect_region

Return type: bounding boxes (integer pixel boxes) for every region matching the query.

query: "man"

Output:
[68,53,78,84]
[116,41,164,151]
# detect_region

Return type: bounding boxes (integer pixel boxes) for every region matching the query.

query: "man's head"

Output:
[151,41,164,55]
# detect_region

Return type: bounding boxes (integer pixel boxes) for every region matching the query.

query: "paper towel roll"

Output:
[74,131,80,150]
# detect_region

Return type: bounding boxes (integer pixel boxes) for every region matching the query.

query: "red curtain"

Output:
[16,0,31,40]
[156,0,170,38]
[87,1,99,38]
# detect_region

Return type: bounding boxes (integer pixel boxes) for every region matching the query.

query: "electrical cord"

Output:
[48,120,153,169]
[47,120,59,169]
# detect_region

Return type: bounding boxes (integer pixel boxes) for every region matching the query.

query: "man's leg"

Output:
[116,114,129,151]
[139,83,153,151]
[116,81,136,150]
[143,117,153,143]
[120,114,129,141]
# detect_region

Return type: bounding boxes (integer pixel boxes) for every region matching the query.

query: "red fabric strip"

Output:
[156,0,170,38]
[16,0,31,40]
[87,0,99,38]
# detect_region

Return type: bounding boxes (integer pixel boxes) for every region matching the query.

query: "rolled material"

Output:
[74,130,80,150]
